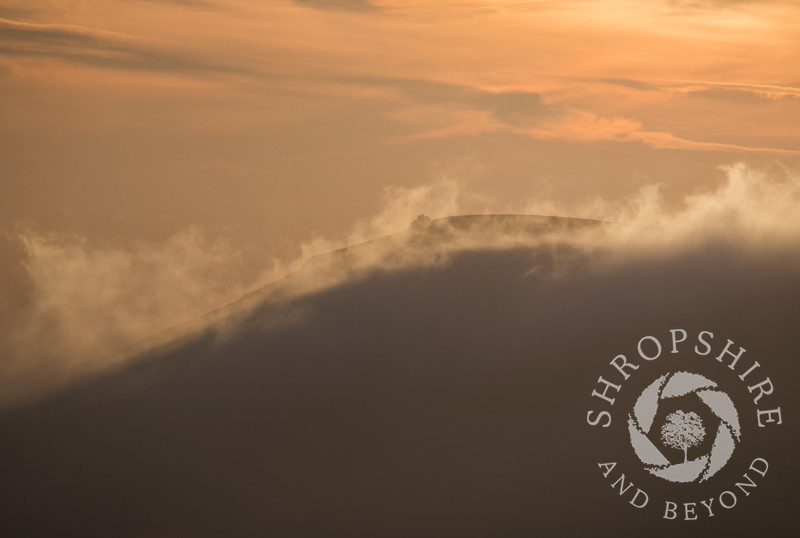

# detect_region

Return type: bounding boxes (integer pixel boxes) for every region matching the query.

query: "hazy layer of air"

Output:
[1,162,798,404]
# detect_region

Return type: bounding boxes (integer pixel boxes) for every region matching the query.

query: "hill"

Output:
[0,214,797,537]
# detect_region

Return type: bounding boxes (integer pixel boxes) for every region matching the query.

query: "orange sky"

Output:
[1,0,799,357]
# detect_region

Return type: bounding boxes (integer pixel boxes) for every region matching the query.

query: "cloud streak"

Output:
[2,1,798,155]
[597,77,800,101]
[0,18,254,77]
[364,77,800,153]
[293,0,378,12]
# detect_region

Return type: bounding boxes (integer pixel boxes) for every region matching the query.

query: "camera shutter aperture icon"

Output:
[628,372,741,483]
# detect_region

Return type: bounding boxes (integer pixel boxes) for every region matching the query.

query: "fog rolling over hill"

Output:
[0,214,798,537]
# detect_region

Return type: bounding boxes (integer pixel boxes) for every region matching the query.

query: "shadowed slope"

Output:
[0,215,797,537]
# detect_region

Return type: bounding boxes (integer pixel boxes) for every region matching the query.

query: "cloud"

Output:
[344,77,566,141]
[584,163,800,254]
[126,0,220,6]
[293,0,378,12]
[383,78,550,126]
[291,163,800,302]
[598,77,800,101]
[347,77,800,153]
[594,78,663,92]
[0,226,263,404]
[0,18,252,77]
[682,85,800,103]
[667,0,770,9]
[354,77,554,127]
[0,6,36,21]
[621,129,800,154]
[229,162,800,313]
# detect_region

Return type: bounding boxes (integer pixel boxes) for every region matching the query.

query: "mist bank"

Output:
[2,163,800,406]
[0,205,798,535]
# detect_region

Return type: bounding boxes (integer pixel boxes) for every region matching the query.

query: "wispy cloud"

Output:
[0,18,253,77]
[352,77,554,125]
[0,226,262,404]
[360,77,800,153]
[0,6,37,21]
[597,77,800,101]
[293,0,378,12]
[666,0,776,10]
[126,0,220,7]
[519,110,800,154]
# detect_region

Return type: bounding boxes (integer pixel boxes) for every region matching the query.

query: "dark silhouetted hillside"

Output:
[0,215,797,537]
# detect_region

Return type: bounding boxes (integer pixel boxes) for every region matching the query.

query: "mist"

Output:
[1,163,799,406]
[1,2,797,534]
[0,161,798,535]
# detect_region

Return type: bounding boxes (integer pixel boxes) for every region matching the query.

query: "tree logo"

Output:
[628,371,741,483]
[661,410,706,463]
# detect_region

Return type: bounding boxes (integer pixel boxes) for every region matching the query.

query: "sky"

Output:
[1,0,800,391]
[1,3,799,534]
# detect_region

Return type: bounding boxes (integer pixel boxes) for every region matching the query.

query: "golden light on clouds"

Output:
[2,1,798,151]
[1,0,799,397]
[2,6,800,537]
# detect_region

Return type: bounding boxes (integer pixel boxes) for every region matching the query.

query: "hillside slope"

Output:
[0,214,797,537]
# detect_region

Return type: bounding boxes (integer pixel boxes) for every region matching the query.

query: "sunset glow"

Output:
[1,0,799,393]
